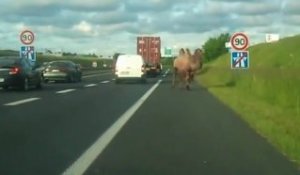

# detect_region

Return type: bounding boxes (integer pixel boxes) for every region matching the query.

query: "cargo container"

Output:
[137,36,162,76]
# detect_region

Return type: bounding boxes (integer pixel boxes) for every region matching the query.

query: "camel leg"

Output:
[185,71,191,90]
[172,67,177,88]
[188,69,193,83]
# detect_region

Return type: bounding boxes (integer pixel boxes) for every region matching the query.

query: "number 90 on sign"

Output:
[231,33,249,51]
[20,30,35,45]
[234,38,246,46]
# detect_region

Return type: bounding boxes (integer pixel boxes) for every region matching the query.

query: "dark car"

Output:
[0,56,42,91]
[43,60,82,83]
[145,62,162,77]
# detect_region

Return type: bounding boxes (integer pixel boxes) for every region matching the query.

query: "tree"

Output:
[202,33,230,62]
[113,52,124,60]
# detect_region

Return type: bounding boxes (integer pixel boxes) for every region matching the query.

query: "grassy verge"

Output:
[197,35,300,166]
[161,57,174,71]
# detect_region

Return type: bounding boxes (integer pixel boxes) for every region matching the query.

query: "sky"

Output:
[0,0,299,55]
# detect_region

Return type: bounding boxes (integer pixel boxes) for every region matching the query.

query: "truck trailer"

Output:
[137,36,162,77]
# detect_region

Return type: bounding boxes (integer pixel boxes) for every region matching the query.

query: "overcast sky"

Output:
[0,0,299,55]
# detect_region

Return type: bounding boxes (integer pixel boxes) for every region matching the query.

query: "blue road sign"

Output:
[20,46,36,65]
[231,51,249,69]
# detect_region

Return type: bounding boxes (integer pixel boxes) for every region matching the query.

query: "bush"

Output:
[202,33,230,62]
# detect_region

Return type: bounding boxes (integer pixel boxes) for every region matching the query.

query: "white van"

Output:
[114,54,147,83]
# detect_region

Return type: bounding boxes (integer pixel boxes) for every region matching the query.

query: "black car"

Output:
[145,62,162,77]
[43,60,82,83]
[0,56,42,91]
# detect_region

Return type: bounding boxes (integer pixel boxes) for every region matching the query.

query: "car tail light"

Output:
[9,67,20,75]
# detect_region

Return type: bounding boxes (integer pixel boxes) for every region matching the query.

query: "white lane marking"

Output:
[112,78,115,81]
[4,98,41,106]
[100,80,110,84]
[165,69,170,74]
[83,73,111,79]
[62,79,163,175]
[162,69,170,77]
[56,89,76,94]
[84,84,97,88]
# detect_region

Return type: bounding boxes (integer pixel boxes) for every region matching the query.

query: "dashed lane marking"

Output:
[100,80,110,84]
[56,89,76,94]
[4,97,41,106]
[84,84,97,88]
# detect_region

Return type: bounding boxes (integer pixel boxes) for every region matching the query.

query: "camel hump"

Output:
[186,48,192,56]
[179,48,185,55]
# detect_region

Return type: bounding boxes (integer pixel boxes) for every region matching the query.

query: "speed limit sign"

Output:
[20,30,35,45]
[230,32,249,51]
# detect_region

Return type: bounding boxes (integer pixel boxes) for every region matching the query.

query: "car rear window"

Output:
[117,55,143,66]
[0,59,18,68]
[49,62,70,67]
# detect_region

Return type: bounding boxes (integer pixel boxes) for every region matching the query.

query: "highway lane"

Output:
[0,71,163,175]
[0,69,299,175]
[0,70,114,105]
[83,76,300,175]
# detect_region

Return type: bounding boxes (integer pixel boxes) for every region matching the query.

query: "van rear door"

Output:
[116,55,144,77]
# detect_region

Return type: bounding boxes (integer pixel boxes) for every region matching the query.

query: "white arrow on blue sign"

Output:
[231,51,250,69]
[20,46,36,65]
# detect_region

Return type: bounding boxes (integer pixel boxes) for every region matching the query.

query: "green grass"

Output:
[197,34,300,166]
[161,57,175,71]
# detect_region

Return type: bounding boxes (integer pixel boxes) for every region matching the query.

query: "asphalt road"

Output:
[0,70,299,175]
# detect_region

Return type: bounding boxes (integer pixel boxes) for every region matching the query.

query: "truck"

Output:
[137,36,162,77]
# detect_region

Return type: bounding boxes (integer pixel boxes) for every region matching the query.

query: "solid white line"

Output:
[4,97,41,106]
[56,89,76,94]
[84,84,97,87]
[100,80,110,84]
[62,79,163,175]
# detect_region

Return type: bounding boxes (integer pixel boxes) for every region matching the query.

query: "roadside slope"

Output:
[197,34,300,166]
